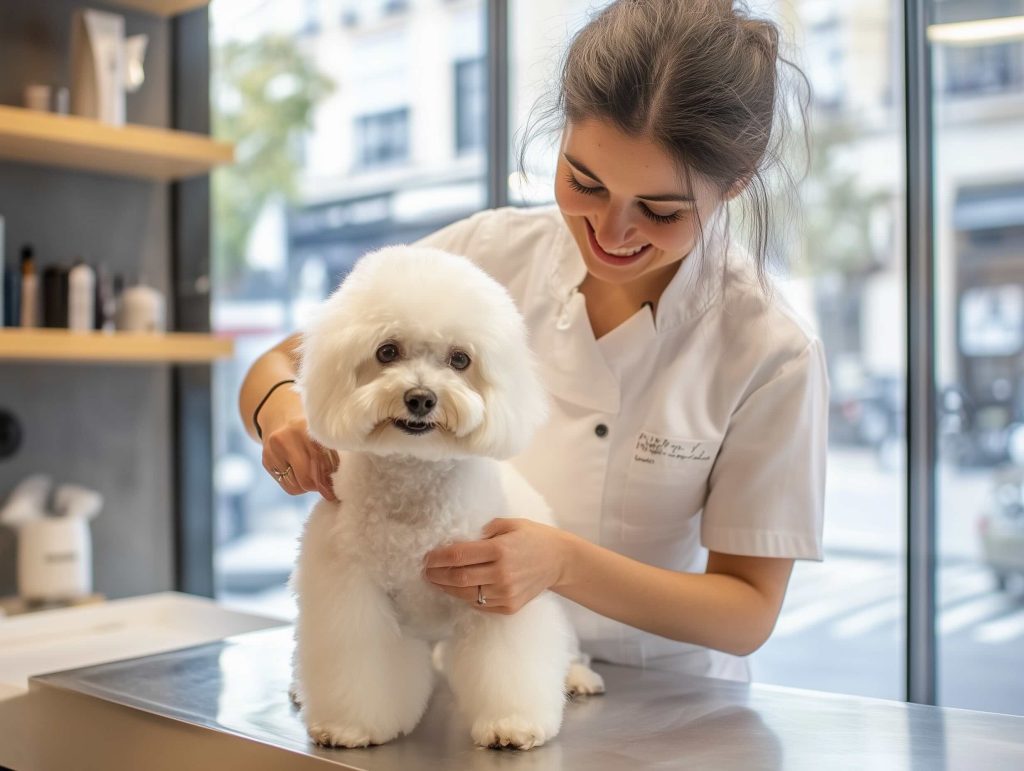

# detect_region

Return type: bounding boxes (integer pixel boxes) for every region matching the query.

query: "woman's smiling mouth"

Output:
[585,218,652,266]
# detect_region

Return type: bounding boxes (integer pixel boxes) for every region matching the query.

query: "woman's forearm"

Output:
[238,332,304,442]
[553,531,784,657]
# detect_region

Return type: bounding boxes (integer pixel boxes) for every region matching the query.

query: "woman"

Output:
[239,0,827,682]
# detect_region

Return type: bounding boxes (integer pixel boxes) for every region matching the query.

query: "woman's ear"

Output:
[725,173,752,202]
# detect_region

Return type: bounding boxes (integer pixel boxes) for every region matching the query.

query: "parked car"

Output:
[978,436,1024,592]
[941,386,1022,469]
[829,374,904,469]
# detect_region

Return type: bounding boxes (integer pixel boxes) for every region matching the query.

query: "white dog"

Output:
[291,245,603,751]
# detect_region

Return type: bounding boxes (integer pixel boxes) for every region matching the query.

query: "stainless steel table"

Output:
[4,626,1023,770]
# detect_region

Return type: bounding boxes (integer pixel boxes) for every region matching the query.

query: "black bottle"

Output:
[42,263,70,328]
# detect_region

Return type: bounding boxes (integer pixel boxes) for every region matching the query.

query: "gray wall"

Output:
[0,0,178,598]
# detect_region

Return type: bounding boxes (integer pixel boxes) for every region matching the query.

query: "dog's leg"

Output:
[431,640,450,675]
[564,628,605,699]
[288,627,303,708]
[448,594,572,750]
[294,508,433,748]
[439,631,603,699]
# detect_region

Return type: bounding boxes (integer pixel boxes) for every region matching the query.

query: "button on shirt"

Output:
[415,205,828,681]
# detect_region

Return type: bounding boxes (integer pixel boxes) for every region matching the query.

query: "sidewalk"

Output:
[823,446,991,562]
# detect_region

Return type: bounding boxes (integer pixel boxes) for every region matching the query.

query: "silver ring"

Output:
[476,586,487,606]
[272,465,293,483]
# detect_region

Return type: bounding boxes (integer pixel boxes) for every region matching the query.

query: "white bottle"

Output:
[117,284,165,332]
[71,10,127,126]
[68,260,96,331]
[19,517,93,602]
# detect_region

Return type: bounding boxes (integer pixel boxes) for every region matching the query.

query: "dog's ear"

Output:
[298,303,376,449]
[299,247,398,448]
[470,324,549,459]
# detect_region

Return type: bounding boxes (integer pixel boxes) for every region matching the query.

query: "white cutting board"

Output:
[0,591,288,700]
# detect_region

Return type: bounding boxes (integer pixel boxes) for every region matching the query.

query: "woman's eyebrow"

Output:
[563,153,695,202]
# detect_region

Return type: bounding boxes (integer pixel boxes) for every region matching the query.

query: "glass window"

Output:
[804,10,845,111]
[933,4,1024,715]
[207,0,1022,717]
[940,41,1024,95]
[509,0,907,701]
[743,1,907,701]
[210,0,487,619]
[354,107,411,168]
[931,0,1024,97]
[508,0,604,206]
[301,0,321,36]
[455,58,486,154]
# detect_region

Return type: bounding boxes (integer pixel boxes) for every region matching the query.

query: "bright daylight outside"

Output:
[209,0,1024,716]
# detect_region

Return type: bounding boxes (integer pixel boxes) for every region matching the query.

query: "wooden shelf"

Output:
[104,0,209,17]
[0,105,234,181]
[0,594,106,618]
[0,329,234,364]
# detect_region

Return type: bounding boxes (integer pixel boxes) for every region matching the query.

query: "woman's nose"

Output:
[593,205,638,248]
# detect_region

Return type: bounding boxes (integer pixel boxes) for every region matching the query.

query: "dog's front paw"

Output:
[308,722,396,749]
[471,716,550,750]
[565,661,605,699]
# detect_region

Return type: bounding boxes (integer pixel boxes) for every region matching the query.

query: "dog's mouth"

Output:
[393,418,436,436]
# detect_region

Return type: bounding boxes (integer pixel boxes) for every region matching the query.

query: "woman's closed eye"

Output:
[564,172,685,225]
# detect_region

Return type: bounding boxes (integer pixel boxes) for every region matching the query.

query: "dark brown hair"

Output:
[519,0,810,289]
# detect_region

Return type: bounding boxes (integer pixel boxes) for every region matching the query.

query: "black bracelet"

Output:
[253,379,296,440]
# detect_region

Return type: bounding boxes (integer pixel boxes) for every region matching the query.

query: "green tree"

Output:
[212,36,335,289]
[729,116,890,281]
[796,118,892,278]
[796,117,894,365]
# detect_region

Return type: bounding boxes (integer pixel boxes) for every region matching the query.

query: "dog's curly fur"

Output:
[291,245,603,751]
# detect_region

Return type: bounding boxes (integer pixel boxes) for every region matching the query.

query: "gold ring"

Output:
[476,586,487,606]
[273,465,293,482]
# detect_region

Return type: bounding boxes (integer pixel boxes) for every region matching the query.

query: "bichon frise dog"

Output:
[291,245,603,751]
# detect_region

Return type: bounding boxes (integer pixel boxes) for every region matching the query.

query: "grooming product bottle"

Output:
[111,273,125,329]
[19,244,38,328]
[2,226,18,327]
[71,9,127,126]
[94,265,116,331]
[0,214,4,326]
[117,283,165,332]
[2,267,15,327]
[18,514,93,601]
[68,259,96,331]
[1,477,103,603]
[42,264,70,328]
[24,84,53,112]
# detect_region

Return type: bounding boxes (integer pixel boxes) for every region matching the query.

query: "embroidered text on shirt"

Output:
[634,432,714,465]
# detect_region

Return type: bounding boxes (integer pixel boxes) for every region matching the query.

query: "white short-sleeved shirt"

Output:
[415,205,828,681]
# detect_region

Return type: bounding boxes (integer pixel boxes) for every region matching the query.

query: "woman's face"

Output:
[554,118,730,294]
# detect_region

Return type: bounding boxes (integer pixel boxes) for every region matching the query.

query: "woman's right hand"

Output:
[259,384,339,502]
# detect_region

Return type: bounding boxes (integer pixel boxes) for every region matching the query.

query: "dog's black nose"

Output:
[404,388,437,417]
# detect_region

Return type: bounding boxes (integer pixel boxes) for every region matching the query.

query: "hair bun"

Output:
[741,17,779,57]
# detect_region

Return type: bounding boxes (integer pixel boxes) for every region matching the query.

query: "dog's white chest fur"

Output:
[330,453,500,640]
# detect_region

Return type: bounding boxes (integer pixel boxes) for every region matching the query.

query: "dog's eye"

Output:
[448,350,471,371]
[376,343,399,364]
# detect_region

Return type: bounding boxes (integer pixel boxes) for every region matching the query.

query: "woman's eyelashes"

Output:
[564,173,685,225]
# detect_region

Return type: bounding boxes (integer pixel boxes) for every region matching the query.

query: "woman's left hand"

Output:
[422,518,569,614]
